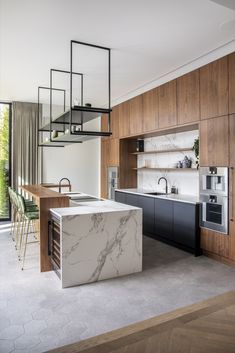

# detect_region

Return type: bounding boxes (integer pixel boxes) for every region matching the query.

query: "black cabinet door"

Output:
[115,191,126,204]
[125,193,139,207]
[154,198,173,240]
[173,202,197,248]
[138,195,155,235]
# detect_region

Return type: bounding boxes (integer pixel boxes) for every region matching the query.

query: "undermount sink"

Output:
[144,192,166,196]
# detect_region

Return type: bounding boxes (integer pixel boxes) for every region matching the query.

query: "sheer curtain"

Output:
[12,102,42,191]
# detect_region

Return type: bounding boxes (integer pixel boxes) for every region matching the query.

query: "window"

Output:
[0,103,11,221]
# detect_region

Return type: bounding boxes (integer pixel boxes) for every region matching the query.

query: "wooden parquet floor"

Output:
[47,291,235,353]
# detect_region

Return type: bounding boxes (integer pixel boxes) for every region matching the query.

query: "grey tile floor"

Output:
[1,222,235,353]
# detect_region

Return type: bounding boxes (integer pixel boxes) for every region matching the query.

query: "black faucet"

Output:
[59,178,71,193]
[158,177,168,194]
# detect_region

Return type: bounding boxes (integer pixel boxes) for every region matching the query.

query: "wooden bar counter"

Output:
[21,185,69,272]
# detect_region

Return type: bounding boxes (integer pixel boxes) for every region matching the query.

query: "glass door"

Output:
[0,103,11,221]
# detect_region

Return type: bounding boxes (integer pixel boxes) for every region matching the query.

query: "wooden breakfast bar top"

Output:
[22,184,70,199]
[21,184,70,272]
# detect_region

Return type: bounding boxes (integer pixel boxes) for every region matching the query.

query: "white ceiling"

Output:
[0,0,234,107]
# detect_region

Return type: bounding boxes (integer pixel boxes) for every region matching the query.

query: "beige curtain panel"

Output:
[12,102,41,191]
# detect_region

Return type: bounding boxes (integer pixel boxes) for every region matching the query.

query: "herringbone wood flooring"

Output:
[47,291,235,353]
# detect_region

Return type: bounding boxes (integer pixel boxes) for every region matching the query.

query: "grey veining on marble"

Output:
[137,130,199,196]
[61,208,142,288]
[115,188,200,204]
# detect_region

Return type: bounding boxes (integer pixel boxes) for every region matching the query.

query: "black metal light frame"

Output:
[69,40,112,137]
[38,40,112,147]
[37,86,65,147]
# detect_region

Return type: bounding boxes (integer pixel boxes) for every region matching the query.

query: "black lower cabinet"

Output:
[138,195,155,235]
[154,198,173,241]
[126,193,139,207]
[115,191,201,256]
[173,202,200,255]
[115,191,126,204]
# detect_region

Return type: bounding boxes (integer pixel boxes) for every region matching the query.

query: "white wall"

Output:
[42,138,101,197]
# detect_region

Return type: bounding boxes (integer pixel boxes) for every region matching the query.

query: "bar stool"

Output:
[17,194,39,270]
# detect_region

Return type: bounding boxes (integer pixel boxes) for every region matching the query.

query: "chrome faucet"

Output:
[59,178,71,193]
[158,177,168,194]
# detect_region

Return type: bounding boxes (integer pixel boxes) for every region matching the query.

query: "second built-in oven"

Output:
[199,167,229,234]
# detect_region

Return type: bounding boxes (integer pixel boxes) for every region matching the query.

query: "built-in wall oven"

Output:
[108,166,119,200]
[48,214,61,278]
[199,167,228,234]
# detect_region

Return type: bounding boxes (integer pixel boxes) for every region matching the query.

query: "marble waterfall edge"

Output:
[61,209,142,288]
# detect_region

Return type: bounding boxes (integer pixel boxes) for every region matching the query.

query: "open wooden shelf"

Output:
[133,167,198,171]
[131,147,193,155]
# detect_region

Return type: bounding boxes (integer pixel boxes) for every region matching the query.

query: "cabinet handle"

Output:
[231,167,234,222]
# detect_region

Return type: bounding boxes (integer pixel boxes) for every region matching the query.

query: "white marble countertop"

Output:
[51,198,140,218]
[115,188,200,204]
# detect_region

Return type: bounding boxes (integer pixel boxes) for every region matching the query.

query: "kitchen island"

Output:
[50,196,142,288]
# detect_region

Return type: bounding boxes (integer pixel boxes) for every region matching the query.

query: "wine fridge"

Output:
[48,215,61,278]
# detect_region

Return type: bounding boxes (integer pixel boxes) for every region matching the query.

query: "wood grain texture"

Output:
[200,56,228,120]
[142,87,159,132]
[101,140,108,199]
[229,52,235,114]
[158,80,177,128]
[110,105,119,138]
[119,139,137,189]
[21,185,69,272]
[229,114,235,260]
[100,114,109,139]
[229,167,235,261]
[108,138,119,166]
[46,290,235,353]
[177,70,200,124]
[129,95,143,135]
[118,101,130,137]
[200,227,230,259]
[199,115,229,167]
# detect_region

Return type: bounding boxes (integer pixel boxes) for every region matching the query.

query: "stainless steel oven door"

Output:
[200,194,228,234]
[199,167,228,196]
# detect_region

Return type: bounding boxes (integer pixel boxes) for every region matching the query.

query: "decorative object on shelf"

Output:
[182,155,192,168]
[177,160,183,168]
[51,130,58,139]
[136,139,144,152]
[85,103,92,107]
[193,137,199,169]
[171,186,178,194]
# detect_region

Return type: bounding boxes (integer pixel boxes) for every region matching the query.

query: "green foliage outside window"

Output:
[0,105,9,218]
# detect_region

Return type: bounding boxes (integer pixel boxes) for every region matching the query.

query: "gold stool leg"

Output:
[21,219,30,271]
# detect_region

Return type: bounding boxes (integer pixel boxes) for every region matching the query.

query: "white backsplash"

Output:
[137,130,199,196]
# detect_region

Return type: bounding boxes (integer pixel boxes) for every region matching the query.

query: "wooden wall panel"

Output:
[119,101,130,137]
[200,228,230,259]
[158,80,177,129]
[119,139,137,189]
[129,95,143,135]
[199,115,229,167]
[110,106,119,138]
[177,70,200,124]
[200,57,228,120]
[229,114,235,260]
[108,138,119,166]
[229,53,235,114]
[101,140,108,199]
[142,88,158,132]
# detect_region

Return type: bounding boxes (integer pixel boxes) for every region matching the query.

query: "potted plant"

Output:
[193,137,199,169]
